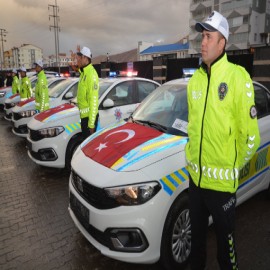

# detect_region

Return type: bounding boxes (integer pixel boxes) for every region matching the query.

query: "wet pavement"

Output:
[0,110,270,270]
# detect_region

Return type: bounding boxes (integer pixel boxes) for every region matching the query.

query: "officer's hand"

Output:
[89,128,95,135]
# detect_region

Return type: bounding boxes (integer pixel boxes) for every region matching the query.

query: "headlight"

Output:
[104,182,161,206]
[19,110,38,118]
[38,126,65,138]
[0,91,6,98]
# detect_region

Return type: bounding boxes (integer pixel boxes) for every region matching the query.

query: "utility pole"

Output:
[0,28,7,70]
[48,0,60,74]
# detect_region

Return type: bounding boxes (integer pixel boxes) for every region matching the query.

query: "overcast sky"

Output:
[1,0,190,58]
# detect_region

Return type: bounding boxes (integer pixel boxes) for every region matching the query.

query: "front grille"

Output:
[13,112,22,121]
[5,112,12,119]
[71,170,119,210]
[13,125,28,134]
[29,128,43,141]
[5,103,14,109]
[70,192,112,248]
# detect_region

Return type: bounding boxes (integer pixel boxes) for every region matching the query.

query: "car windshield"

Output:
[49,79,75,98]
[131,83,188,136]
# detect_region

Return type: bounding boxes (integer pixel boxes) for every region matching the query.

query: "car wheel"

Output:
[160,192,191,270]
[65,133,83,171]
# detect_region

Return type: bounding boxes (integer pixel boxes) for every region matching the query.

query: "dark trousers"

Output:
[189,178,238,270]
[81,115,98,140]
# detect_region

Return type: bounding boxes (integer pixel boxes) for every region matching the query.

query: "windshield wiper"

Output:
[134,119,168,132]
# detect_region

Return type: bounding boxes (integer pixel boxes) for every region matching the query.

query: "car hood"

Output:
[80,121,188,172]
[5,93,20,103]
[34,103,78,123]
[13,98,35,112]
[13,97,63,113]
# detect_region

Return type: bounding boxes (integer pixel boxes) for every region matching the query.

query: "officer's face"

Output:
[201,30,225,67]
[76,55,88,68]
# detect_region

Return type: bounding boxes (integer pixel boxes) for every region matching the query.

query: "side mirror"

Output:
[65,92,74,99]
[102,98,114,109]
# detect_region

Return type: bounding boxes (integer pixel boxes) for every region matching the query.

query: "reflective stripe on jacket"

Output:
[77,64,99,128]
[20,77,32,99]
[185,53,260,193]
[12,75,20,94]
[35,70,49,112]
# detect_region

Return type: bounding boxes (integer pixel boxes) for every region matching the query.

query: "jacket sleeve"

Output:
[40,78,49,112]
[87,70,99,128]
[235,67,260,169]
[26,78,32,98]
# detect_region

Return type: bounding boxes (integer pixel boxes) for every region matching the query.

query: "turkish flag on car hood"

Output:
[18,97,35,107]
[82,122,162,168]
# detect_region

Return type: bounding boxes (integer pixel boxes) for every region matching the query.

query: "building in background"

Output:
[189,0,270,55]
[3,44,43,70]
[45,53,72,68]
[139,37,189,61]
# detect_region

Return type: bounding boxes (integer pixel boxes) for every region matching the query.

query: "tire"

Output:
[160,192,191,270]
[65,133,84,171]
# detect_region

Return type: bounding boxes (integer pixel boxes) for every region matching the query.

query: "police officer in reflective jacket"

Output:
[19,66,32,100]
[11,68,20,95]
[33,60,49,112]
[186,11,260,270]
[76,46,99,139]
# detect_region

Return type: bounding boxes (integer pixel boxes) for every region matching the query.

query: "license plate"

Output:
[70,193,89,224]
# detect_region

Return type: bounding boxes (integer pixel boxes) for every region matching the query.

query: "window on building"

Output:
[254,33,257,42]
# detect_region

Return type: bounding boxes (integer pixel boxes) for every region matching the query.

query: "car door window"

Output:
[254,84,270,118]
[137,81,158,102]
[106,81,134,106]
[66,82,78,98]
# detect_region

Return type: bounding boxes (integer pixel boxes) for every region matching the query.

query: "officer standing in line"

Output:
[33,60,49,112]
[76,46,99,139]
[11,68,20,94]
[185,11,260,270]
[19,67,32,100]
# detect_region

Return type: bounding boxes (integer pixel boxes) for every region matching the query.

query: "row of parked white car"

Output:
[1,73,270,269]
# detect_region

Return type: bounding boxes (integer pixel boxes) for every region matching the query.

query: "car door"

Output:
[98,80,137,128]
[236,82,270,201]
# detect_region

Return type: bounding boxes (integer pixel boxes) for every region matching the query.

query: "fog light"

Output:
[38,148,58,161]
[109,228,148,252]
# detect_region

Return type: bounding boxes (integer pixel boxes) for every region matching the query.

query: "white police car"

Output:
[68,79,270,270]
[4,76,66,121]
[26,77,160,169]
[12,78,78,137]
[0,86,12,109]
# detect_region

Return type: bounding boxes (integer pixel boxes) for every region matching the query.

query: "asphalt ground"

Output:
[0,110,270,270]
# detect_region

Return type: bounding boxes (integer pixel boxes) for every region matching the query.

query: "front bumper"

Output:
[27,135,67,168]
[12,117,32,138]
[68,174,169,264]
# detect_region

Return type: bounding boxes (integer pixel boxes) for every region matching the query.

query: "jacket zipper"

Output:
[198,72,210,187]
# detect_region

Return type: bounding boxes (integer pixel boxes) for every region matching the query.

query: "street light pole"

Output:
[48,0,60,74]
[0,28,7,70]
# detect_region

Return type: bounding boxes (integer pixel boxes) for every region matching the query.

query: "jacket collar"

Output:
[201,52,226,75]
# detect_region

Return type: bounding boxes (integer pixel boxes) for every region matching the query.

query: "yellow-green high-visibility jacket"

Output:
[77,64,99,128]
[12,75,20,95]
[35,70,49,112]
[20,76,32,99]
[185,53,260,193]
